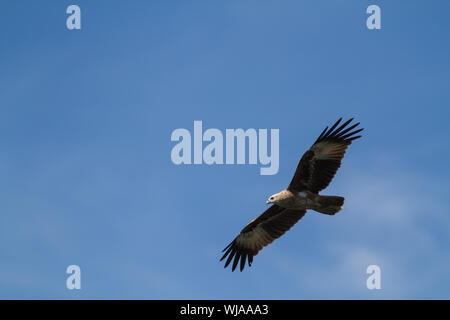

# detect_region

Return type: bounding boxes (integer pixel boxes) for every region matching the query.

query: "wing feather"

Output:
[220,205,306,271]
[289,118,363,193]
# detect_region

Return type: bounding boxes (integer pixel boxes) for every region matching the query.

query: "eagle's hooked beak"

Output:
[266,200,271,204]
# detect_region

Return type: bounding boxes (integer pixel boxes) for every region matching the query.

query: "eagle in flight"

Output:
[220,118,363,272]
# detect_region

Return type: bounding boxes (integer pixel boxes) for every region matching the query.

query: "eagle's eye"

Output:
[270,197,274,201]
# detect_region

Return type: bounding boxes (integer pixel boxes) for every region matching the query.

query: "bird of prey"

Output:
[220,118,363,272]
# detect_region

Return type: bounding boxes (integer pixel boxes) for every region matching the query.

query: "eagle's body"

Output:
[220,118,363,272]
[267,189,344,214]
[267,189,313,210]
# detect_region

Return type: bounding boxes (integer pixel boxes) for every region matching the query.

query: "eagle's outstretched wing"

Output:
[220,205,306,271]
[288,118,363,193]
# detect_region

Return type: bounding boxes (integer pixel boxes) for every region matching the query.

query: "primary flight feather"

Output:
[220,118,363,272]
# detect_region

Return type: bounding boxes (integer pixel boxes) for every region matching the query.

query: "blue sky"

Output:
[1,0,450,299]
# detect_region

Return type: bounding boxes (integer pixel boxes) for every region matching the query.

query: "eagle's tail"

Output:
[312,195,344,215]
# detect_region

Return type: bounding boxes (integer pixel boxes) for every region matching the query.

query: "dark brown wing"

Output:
[220,205,306,272]
[288,118,363,193]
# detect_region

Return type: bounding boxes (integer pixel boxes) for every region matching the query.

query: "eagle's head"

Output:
[266,195,276,204]
[266,190,291,205]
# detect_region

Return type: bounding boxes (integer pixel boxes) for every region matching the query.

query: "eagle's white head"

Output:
[266,194,277,204]
[266,190,291,205]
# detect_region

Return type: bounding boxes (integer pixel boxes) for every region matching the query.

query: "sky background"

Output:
[1,0,450,299]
